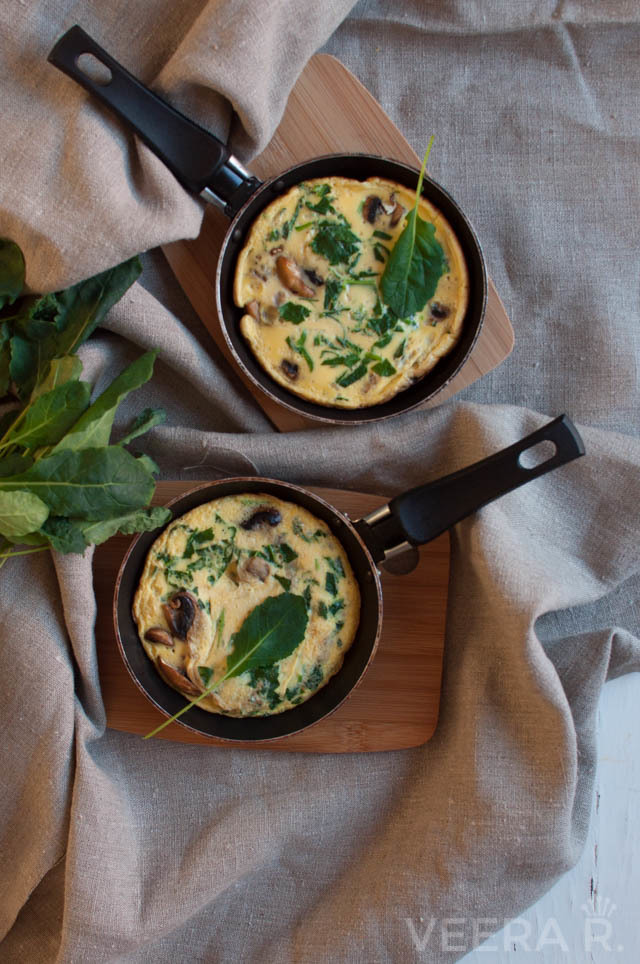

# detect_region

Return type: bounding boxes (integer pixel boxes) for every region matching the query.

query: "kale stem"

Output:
[0,545,49,559]
[143,674,227,739]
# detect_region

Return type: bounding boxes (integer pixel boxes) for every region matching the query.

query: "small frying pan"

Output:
[114,415,584,742]
[48,26,488,425]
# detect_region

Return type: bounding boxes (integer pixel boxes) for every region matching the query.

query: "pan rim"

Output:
[215,153,488,425]
[113,477,384,743]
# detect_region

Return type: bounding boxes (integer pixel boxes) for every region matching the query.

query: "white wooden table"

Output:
[462,674,639,961]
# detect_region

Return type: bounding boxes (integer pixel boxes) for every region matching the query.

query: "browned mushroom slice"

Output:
[241,506,282,530]
[245,300,260,321]
[144,627,174,647]
[162,590,199,640]
[390,201,405,226]
[276,256,315,298]
[430,302,450,320]
[238,555,270,583]
[281,359,299,381]
[156,656,203,698]
[362,195,384,224]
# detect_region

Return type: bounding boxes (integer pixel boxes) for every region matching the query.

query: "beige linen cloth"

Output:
[1,2,639,961]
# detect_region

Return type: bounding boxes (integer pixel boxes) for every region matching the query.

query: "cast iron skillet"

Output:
[113,416,584,742]
[48,26,488,425]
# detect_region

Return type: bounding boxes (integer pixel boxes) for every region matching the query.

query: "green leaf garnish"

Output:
[311,221,361,265]
[145,592,309,738]
[380,137,447,318]
[279,302,311,324]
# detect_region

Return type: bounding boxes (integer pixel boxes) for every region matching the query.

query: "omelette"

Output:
[132,494,360,716]
[234,176,469,408]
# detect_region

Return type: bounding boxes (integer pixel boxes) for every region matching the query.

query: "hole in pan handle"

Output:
[47,25,262,215]
[356,415,585,562]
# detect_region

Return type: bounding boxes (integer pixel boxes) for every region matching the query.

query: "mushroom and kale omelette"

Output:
[132,494,360,716]
[234,176,469,408]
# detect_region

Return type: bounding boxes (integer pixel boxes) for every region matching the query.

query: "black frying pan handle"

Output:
[47,25,261,215]
[356,415,585,562]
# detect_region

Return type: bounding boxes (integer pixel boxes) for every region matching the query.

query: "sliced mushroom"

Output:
[274,290,286,306]
[362,195,384,224]
[156,656,203,698]
[269,245,284,255]
[245,301,279,326]
[390,201,405,226]
[281,359,299,381]
[144,627,174,647]
[304,267,324,286]
[276,256,316,298]
[241,507,282,530]
[238,555,270,583]
[162,590,199,640]
[245,300,260,321]
[430,302,450,320]
[361,372,380,394]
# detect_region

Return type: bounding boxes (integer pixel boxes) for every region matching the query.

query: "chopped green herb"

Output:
[183,527,214,558]
[311,220,361,265]
[198,666,214,687]
[326,556,345,578]
[373,229,393,241]
[294,221,314,232]
[394,338,406,359]
[275,574,291,592]
[279,302,311,324]
[325,571,338,596]
[335,363,368,388]
[372,359,397,377]
[282,199,303,239]
[248,664,281,709]
[304,664,323,690]
[318,601,328,619]
[286,332,314,372]
[324,277,343,312]
[302,584,312,610]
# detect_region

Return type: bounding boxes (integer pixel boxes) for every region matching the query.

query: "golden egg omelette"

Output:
[234,176,469,408]
[132,493,360,716]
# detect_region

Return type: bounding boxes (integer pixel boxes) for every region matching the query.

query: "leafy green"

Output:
[0,239,25,309]
[372,359,396,377]
[279,302,310,324]
[247,664,282,709]
[118,407,166,446]
[380,139,447,318]
[1,380,91,451]
[7,256,141,398]
[0,242,166,565]
[311,221,361,265]
[52,351,156,452]
[0,490,49,539]
[286,332,314,372]
[183,527,215,558]
[33,356,83,398]
[323,278,343,313]
[0,446,156,520]
[80,506,171,547]
[145,593,309,737]
[335,363,368,388]
[325,572,338,596]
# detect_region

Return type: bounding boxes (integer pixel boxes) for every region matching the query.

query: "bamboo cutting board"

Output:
[162,54,514,431]
[95,483,450,752]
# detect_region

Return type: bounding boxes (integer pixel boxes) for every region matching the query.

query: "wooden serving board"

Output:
[95,483,450,752]
[163,54,514,431]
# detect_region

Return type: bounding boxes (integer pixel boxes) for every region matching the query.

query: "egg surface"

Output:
[234,176,469,408]
[132,494,360,716]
